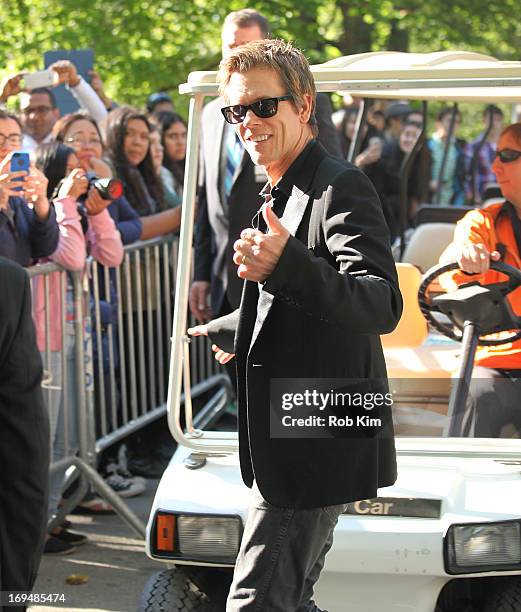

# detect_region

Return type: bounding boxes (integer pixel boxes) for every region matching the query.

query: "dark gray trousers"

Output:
[226,482,346,612]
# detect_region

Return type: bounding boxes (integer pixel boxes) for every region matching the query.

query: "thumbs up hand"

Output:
[233,204,290,282]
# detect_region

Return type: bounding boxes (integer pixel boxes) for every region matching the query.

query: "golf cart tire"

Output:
[483,577,521,612]
[139,566,229,612]
[139,567,208,612]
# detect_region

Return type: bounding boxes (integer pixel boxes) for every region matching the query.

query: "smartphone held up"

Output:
[23,70,59,91]
[10,152,30,192]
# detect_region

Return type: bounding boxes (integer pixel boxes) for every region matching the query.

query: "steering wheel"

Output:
[418,260,521,346]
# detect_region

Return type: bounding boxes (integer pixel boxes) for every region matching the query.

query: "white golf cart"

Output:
[141,51,521,612]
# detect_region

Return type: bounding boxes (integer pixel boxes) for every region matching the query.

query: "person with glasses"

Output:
[188,38,401,611]
[0,110,59,266]
[440,122,521,439]
[0,60,107,152]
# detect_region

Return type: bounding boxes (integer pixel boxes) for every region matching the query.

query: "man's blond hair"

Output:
[218,39,318,137]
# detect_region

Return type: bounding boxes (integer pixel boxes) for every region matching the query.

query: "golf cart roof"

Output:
[179,50,521,102]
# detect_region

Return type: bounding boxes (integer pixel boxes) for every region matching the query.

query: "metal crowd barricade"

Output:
[29,234,227,539]
[90,235,224,456]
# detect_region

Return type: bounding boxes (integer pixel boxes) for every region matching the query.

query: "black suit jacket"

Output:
[194,95,342,315]
[0,258,49,597]
[208,142,402,509]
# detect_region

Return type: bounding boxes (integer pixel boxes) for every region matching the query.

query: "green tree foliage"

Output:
[1,0,521,119]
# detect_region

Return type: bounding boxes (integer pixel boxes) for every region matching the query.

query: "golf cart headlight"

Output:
[177,515,241,563]
[446,520,521,574]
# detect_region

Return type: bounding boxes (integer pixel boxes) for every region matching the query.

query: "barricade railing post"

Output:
[115,264,129,425]
[154,243,164,405]
[91,259,107,439]
[133,250,147,415]
[103,264,118,430]
[123,253,139,421]
[72,270,90,465]
[144,247,157,409]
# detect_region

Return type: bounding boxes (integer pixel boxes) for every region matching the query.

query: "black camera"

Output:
[76,173,124,233]
[78,172,124,203]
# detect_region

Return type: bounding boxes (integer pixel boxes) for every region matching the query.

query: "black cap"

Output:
[146,92,173,113]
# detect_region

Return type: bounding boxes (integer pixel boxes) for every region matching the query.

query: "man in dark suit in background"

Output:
[189,39,402,611]
[189,9,341,325]
[0,258,49,611]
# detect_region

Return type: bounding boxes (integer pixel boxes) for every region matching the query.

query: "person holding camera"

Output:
[53,112,149,500]
[0,110,59,265]
[53,112,143,244]
[34,140,125,553]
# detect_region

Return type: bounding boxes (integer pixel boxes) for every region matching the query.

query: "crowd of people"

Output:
[1,6,521,608]
[0,57,187,566]
[332,99,509,241]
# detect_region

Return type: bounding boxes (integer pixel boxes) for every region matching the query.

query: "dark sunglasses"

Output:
[221,95,293,124]
[495,149,521,163]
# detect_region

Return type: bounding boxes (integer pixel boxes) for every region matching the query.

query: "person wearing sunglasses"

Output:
[440,122,521,438]
[189,38,401,612]
[190,9,342,331]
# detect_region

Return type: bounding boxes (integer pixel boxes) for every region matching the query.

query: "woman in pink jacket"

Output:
[34,141,123,554]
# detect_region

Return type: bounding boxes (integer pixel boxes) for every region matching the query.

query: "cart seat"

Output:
[401,223,456,273]
[382,263,459,400]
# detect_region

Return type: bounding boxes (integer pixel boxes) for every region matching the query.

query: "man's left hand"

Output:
[187,324,235,364]
[233,204,289,282]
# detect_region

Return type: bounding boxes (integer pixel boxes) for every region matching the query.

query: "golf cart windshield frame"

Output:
[167,51,521,455]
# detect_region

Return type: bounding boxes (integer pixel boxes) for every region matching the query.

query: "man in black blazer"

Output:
[0,258,49,611]
[188,39,402,611]
[189,9,341,324]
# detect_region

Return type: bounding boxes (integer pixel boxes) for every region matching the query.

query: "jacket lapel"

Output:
[234,140,329,356]
[248,186,310,352]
